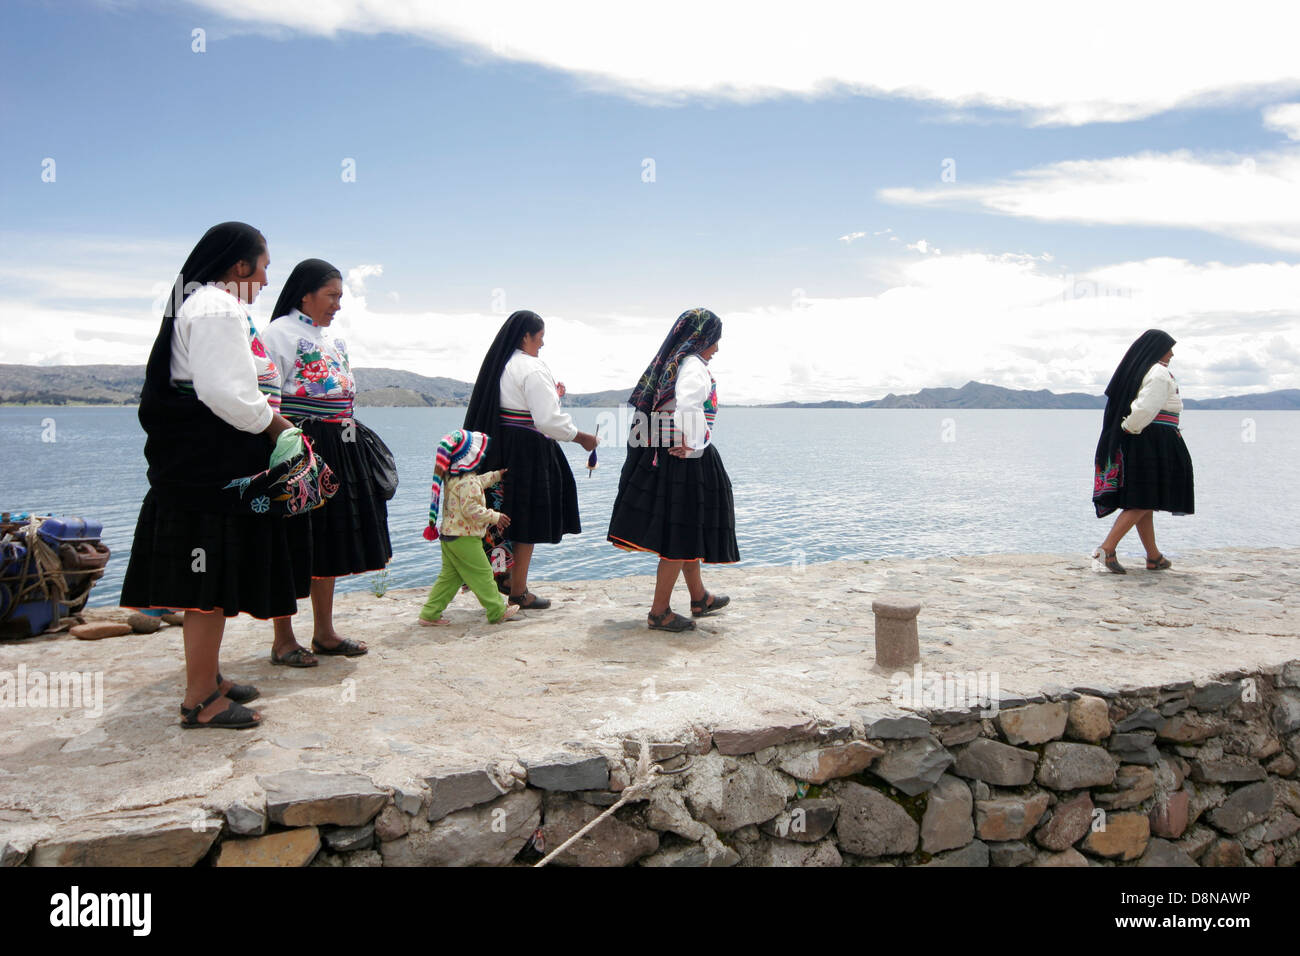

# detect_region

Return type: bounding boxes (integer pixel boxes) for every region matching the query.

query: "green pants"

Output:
[420,535,508,624]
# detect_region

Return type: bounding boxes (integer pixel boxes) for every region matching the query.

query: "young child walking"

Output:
[419,429,521,625]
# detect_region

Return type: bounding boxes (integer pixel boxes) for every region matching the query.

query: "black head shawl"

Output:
[270,258,342,323]
[464,310,545,436]
[143,222,267,395]
[1094,328,1176,472]
[138,221,271,500]
[627,308,722,417]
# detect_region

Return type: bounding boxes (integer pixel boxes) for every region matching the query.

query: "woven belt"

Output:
[280,394,354,423]
[500,407,539,431]
[1153,411,1180,427]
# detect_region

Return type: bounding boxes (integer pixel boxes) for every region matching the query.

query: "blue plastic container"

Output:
[37,517,104,544]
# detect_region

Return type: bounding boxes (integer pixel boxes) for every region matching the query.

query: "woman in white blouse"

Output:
[121,222,310,729]
[464,311,598,609]
[1092,329,1195,573]
[607,308,739,631]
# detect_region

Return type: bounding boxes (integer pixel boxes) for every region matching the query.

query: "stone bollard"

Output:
[872,596,921,669]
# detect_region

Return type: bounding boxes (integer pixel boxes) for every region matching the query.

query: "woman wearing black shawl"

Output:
[260,258,395,664]
[1092,329,1194,573]
[607,308,739,632]
[464,311,598,608]
[121,222,313,729]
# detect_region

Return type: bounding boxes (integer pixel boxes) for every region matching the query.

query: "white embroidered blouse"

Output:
[260,309,356,419]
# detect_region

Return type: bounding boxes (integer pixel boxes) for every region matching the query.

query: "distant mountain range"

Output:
[2,365,1298,410]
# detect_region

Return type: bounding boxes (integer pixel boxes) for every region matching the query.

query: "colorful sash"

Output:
[279,393,354,423]
[1153,411,1180,427]
[500,407,539,432]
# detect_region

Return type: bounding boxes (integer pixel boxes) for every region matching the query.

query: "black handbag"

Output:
[356,420,399,500]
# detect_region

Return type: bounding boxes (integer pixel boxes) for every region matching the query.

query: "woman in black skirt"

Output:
[1092,328,1194,573]
[261,259,395,664]
[121,222,321,728]
[607,308,739,631]
[464,311,598,609]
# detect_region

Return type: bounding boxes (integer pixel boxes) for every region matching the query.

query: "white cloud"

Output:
[188,1,1300,125]
[1263,103,1300,139]
[881,147,1300,251]
[838,232,866,244]
[906,239,940,255]
[8,235,1299,401]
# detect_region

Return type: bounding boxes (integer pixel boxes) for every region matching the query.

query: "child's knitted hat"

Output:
[424,429,490,540]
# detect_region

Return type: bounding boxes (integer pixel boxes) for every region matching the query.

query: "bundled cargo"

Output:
[0,513,111,639]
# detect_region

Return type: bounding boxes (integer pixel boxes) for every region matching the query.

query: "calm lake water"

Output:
[3,406,1298,608]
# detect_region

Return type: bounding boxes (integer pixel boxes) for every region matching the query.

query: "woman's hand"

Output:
[555,381,566,398]
[576,431,598,453]
[262,412,294,442]
[495,513,511,531]
[668,442,694,458]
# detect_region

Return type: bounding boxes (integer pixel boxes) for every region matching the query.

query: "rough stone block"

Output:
[681,752,787,833]
[216,827,321,867]
[712,717,818,755]
[380,789,541,866]
[322,823,374,853]
[521,755,610,792]
[426,769,507,821]
[921,774,974,853]
[29,812,220,867]
[760,799,838,843]
[997,702,1068,746]
[777,741,884,784]
[872,737,954,796]
[1034,791,1094,851]
[922,840,989,867]
[260,771,387,828]
[832,781,919,858]
[1149,788,1191,839]
[975,792,1050,841]
[539,793,659,866]
[989,840,1035,867]
[1137,838,1197,867]
[952,737,1038,786]
[861,712,932,740]
[1081,811,1149,861]
[1206,781,1273,835]
[1037,742,1116,790]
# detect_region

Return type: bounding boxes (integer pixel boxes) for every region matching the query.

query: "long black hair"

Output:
[270,258,343,322]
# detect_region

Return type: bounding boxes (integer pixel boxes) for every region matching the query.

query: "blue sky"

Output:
[3,1,1300,401]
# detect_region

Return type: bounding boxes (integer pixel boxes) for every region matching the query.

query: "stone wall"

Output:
[9,660,1300,867]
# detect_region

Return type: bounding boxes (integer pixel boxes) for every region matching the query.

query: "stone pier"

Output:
[1,549,1298,866]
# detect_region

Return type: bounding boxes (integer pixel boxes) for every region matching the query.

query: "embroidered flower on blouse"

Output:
[251,495,271,514]
[250,336,268,358]
[301,358,330,382]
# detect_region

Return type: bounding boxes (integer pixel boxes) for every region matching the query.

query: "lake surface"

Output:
[3,406,1298,608]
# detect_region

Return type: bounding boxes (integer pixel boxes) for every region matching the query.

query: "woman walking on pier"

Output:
[463,311,598,610]
[122,222,332,729]
[607,308,738,631]
[1092,329,1195,573]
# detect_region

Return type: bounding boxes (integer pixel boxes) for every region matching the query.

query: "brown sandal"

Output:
[1146,553,1172,570]
[1094,547,1126,574]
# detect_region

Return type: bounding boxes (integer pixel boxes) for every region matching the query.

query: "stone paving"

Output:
[1,548,1297,852]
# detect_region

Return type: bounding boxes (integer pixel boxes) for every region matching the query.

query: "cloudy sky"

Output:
[3,1,1300,402]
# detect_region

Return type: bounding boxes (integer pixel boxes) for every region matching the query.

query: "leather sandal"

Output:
[648,609,696,632]
[180,687,261,730]
[1146,553,1172,570]
[180,672,258,714]
[271,646,318,667]
[690,592,730,617]
[1094,547,1126,574]
[509,592,551,610]
[311,637,368,657]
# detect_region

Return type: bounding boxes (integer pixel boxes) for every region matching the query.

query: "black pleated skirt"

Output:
[606,443,740,563]
[120,490,312,619]
[1095,423,1195,519]
[489,425,581,544]
[293,418,393,578]
[1112,423,1195,515]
